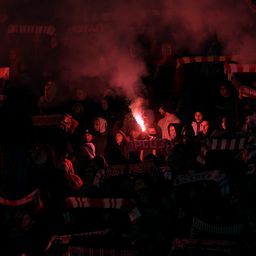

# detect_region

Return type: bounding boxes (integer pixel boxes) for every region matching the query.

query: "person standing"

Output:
[157,102,181,140]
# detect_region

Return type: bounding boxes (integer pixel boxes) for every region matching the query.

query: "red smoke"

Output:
[2,0,256,99]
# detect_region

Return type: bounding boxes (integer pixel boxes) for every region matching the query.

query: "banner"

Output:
[239,85,256,99]
[7,24,56,35]
[107,161,156,177]
[128,139,166,151]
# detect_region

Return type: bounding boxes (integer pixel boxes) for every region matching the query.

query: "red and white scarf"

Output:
[176,56,235,69]
[65,197,141,224]
[224,63,256,80]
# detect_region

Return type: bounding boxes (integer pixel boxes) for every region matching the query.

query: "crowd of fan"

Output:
[0,45,256,255]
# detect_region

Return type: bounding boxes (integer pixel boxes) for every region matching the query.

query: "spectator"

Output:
[69,87,97,124]
[214,81,239,124]
[191,110,204,136]
[165,123,183,155]
[77,129,96,172]
[105,130,129,165]
[97,96,120,129]
[37,80,64,114]
[92,117,110,157]
[211,115,238,137]
[197,119,214,139]
[55,145,84,198]
[157,102,181,140]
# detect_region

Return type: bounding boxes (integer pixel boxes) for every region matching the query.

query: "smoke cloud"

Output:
[161,0,256,60]
[3,0,256,98]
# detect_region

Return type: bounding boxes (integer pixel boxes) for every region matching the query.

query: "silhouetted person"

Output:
[0,87,34,198]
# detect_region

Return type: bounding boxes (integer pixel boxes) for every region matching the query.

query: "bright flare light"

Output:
[133,112,146,132]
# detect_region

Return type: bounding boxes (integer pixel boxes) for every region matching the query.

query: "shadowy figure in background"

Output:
[105,130,129,165]
[153,42,179,106]
[214,80,239,126]
[242,110,256,134]
[54,144,84,199]
[97,96,120,130]
[166,124,199,174]
[211,115,238,138]
[37,80,65,114]
[0,86,34,198]
[69,86,97,125]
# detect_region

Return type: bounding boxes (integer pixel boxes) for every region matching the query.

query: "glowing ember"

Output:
[133,112,146,132]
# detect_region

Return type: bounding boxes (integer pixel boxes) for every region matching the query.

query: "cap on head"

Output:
[84,128,93,135]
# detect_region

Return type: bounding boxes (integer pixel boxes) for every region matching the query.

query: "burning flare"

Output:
[130,97,146,132]
[133,112,146,132]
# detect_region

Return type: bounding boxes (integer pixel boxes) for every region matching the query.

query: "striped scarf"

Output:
[176,56,235,69]
[173,170,220,186]
[190,218,242,239]
[197,136,256,165]
[46,229,110,251]
[173,170,230,197]
[65,197,141,224]
[224,63,256,80]
[0,189,43,230]
[0,189,42,208]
